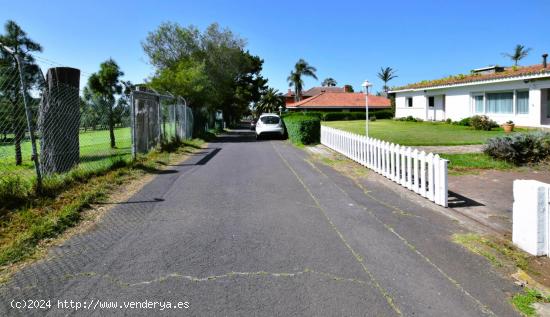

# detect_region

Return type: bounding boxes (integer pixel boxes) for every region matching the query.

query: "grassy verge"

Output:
[512,288,550,316]
[452,233,529,270]
[322,119,527,146]
[0,138,204,271]
[440,153,515,175]
[452,233,550,316]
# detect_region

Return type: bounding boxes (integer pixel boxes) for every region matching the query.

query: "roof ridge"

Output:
[290,91,326,106]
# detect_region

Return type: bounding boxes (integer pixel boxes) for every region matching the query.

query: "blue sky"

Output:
[1,0,549,93]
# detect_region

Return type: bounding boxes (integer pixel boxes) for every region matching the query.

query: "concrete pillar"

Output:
[512,180,549,256]
[39,67,81,174]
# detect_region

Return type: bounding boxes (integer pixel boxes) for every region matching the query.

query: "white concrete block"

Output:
[512,180,549,256]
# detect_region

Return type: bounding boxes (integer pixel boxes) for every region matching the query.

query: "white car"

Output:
[255,113,284,140]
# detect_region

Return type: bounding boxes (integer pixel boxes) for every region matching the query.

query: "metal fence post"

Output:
[14,54,42,191]
[130,91,136,160]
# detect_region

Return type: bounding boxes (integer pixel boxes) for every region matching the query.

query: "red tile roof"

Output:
[392,64,550,91]
[285,86,345,97]
[286,92,391,109]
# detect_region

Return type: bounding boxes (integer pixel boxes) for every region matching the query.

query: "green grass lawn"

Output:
[0,127,132,179]
[322,119,523,146]
[440,153,515,175]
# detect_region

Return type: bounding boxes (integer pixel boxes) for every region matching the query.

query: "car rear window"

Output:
[260,116,280,124]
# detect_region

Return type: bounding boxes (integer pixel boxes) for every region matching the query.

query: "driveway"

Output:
[0,130,519,316]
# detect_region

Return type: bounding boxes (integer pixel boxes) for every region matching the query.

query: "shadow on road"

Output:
[96,198,165,205]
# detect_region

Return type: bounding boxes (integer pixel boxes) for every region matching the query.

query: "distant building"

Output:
[285,86,391,111]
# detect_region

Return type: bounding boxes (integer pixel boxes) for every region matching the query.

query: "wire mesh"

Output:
[0,52,193,197]
[0,64,39,190]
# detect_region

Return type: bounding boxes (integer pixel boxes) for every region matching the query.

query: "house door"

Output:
[542,89,550,125]
[427,95,445,121]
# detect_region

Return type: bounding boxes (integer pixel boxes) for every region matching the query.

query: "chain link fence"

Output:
[0,51,193,201]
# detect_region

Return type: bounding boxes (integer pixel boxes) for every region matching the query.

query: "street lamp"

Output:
[361,80,373,137]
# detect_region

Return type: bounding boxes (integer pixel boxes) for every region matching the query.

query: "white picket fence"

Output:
[321,126,449,207]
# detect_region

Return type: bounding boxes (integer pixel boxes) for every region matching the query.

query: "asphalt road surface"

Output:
[0,130,520,316]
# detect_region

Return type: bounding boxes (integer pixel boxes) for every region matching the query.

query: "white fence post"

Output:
[426,153,435,202]
[413,149,419,194]
[512,180,549,257]
[419,151,427,198]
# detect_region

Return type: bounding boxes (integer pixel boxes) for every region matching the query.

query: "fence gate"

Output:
[130,89,193,158]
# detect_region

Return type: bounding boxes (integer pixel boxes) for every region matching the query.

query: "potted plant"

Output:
[502,120,515,133]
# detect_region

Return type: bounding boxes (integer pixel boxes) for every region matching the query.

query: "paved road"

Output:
[0,130,519,316]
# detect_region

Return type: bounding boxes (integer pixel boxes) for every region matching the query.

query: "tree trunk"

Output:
[40,67,81,174]
[11,98,24,166]
[109,106,115,148]
[14,125,23,166]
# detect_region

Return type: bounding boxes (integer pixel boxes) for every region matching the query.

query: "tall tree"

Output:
[0,20,43,165]
[321,77,337,87]
[502,44,532,66]
[85,59,124,148]
[377,67,398,93]
[256,87,284,115]
[287,59,317,102]
[143,22,266,129]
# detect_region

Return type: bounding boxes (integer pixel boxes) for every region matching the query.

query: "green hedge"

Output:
[283,115,321,145]
[285,110,393,121]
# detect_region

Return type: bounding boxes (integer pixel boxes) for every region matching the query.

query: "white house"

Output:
[389,55,550,127]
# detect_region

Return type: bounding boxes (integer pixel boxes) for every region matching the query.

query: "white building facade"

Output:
[390,69,550,127]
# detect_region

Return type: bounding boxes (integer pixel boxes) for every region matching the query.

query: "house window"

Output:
[407,97,413,107]
[486,92,513,114]
[428,96,435,108]
[474,95,484,113]
[516,91,529,114]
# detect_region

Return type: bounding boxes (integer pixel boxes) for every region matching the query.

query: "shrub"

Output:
[470,115,498,131]
[370,109,393,120]
[457,117,471,126]
[395,115,423,122]
[282,115,321,145]
[483,131,550,165]
[322,112,356,121]
[445,118,452,124]
[283,111,323,120]
[285,110,393,122]
[369,115,377,121]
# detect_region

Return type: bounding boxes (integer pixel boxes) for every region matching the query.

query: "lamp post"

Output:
[361,80,373,137]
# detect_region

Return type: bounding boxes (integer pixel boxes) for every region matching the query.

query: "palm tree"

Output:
[256,87,284,115]
[322,77,337,87]
[377,67,398,93]
[502,44,532,66]
[0,20,43,166]
[287,59,317,101]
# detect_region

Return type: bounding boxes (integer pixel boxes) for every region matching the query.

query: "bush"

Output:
[370,109,393,119]
[484,131,550,165]
[283,111,323,120]
[470,115,498,131]
[322,112,364,121]
[457,117,471,126]
[369,115,377,121]
[445,118,452,124]
[285,110,393,121]
[395,115,423,122]
[282,115,321,145]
